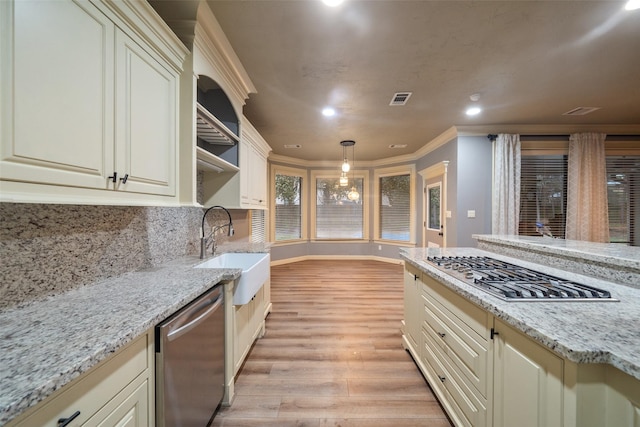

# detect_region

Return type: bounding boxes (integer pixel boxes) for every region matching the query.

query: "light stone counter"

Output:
[400,247,640,382]
[474,234,640,287]
[0,243,269,426]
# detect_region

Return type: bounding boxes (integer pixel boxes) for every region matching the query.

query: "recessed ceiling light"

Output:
[322,0,344,7]
[625,0,640,11]
[322,107,336,117]
[466,107,482,116]
[284,144,302,149]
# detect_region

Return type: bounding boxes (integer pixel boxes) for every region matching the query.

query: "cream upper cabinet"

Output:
[240,119,271,209]
[115,30,177,197]
[202,116,271,209]
[1,0,115,190]
[0,0,185,204]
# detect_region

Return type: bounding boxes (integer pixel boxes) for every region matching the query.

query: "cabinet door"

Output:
[86,378,149,427]
[493,319,563,427]
[239,138,250,205]
[250,144,268,207]
[115,30,177,196]
[403,264,422,353]
[1,0,114,189]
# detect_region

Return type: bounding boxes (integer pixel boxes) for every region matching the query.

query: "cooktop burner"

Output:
[426,256,618,302]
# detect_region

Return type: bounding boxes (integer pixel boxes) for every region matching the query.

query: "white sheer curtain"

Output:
[492,134,521,235]
[566,132,610,242]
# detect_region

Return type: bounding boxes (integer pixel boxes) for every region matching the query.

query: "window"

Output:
[607,156,639,245]
[374,166,415,242]
[520,155,568,238]
[519,141,639,245]
[427,183,441,231]
[250,210,265,243]
[272,166,306,242]
[312,171,368,240]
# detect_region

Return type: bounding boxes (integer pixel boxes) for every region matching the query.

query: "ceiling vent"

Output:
[389,144,407,149]
[562,107,601,116]
[389,92,412,106]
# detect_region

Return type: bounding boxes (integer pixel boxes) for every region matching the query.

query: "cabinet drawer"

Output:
[422,293,489,397]
[10,334,149,427]
[422,330,487,427]
[422,274,489,340]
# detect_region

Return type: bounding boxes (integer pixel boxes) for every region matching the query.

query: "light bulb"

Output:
[342,161,350,173]
[348,187,360,201]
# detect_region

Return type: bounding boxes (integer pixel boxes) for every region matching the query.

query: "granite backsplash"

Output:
[0,203,238,309]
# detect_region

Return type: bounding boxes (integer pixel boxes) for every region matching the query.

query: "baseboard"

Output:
[270,255,404,266]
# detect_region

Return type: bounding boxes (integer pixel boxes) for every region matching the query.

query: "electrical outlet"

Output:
[378,245,382,250]
[467,210,476,218]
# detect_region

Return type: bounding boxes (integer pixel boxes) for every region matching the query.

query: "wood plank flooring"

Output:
[211,260,453,427]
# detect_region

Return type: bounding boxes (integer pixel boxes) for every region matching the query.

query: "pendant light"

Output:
[339,140,359,201]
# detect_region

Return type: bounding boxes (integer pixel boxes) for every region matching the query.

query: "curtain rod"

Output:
[487,134,640,142]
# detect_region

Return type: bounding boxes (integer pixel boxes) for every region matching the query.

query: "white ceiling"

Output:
[202,0,640,162]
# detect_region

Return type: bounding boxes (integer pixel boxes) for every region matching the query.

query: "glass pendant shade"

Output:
[342,161,350,173]
[339,173,349,187]
[348,187,360,201]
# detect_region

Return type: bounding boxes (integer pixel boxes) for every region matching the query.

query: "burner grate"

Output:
[426,256,617,302]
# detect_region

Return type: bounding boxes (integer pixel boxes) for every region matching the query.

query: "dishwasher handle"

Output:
[166,289,223,342]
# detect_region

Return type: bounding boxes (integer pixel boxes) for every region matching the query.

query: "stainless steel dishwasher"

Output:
[156,284,224,427]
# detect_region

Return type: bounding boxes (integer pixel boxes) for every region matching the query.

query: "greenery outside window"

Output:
[271,165,307,242]
[374,165,415,243]
[311,171,368,240]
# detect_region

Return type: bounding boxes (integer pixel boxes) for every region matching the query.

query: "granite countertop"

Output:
[0,243,270,426]
[473,234,640,272]
[400,247,640,382]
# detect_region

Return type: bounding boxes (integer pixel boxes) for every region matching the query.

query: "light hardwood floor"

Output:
[211,259,453,427]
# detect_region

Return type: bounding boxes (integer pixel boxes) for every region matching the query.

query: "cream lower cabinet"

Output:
[224,278,271,405]
[7,331,154,427]
[492,318,563,427]
[404,267,640,427]
[0,0,183,204]
[402,263,423,355]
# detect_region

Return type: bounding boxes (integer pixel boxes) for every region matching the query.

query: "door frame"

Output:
[419,161,449,248]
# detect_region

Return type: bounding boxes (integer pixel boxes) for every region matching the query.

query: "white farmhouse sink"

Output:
[195,253,270,305]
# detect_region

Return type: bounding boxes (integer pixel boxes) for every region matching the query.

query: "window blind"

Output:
[606,155,639,246]
[379,174,410,241]
[316,177,363,239]
[519,155,568,238]
[274,174,302,241]
[251,210,265,243]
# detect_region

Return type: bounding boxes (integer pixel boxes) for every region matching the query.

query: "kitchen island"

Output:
[0,243,269,426]
[400,243,640,427]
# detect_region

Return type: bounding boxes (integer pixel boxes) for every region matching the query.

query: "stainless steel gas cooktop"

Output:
[426,256,618,302]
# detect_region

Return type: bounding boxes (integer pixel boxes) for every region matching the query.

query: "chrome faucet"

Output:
[200,205,234,259]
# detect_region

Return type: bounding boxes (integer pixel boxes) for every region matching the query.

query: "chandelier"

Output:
[339,140,359,201]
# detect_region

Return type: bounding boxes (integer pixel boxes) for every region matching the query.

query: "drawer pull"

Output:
[437,332,446,338]
[438,375,446,383]
[58,411,80,426]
